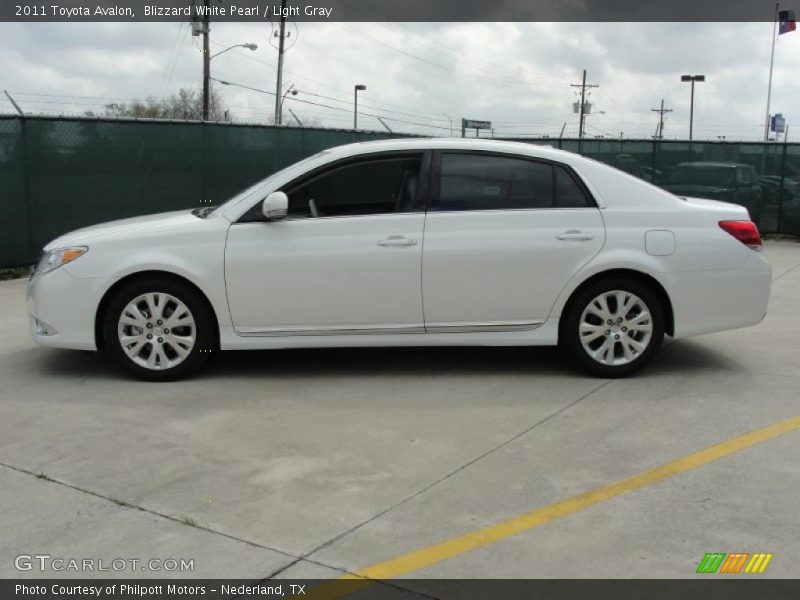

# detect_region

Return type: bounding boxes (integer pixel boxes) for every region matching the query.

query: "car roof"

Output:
[325,137,575,162]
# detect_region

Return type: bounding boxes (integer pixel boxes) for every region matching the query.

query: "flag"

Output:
[779,9,796,35]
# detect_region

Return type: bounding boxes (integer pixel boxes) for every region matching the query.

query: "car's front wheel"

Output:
[560,278,665,378]
[103,277,214,381]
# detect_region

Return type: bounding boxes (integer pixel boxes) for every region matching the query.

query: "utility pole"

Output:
[4,90,23,115]
[651,99,673,139]
[273,0,288,125]
[764,2,780,141]
[201,0,210,120]
[571,69,599,139]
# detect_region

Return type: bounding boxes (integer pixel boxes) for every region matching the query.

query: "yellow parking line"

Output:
[310,416,800,598]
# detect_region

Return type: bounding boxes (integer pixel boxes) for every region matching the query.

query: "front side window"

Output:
[437,153,554,211]
[286,155,422,218]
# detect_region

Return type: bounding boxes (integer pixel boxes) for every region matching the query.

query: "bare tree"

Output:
[102,86,228,121]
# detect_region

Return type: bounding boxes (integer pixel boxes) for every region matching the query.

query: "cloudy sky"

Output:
[1,21,797,140]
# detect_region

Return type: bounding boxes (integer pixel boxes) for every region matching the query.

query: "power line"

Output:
[214,69,450,123]
[333,23,567,91]
[208,39,453,121]
[211,77,450,132]
[337,0,568,88]
[157,22,188,101]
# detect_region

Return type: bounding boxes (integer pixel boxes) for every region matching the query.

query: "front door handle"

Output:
[377,235,417,247]
[556,230,595,241]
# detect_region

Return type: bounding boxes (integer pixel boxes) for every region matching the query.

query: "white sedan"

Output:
[27,139,771,380]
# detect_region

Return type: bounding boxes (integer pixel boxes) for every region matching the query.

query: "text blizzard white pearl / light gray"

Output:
[141,4,334,18]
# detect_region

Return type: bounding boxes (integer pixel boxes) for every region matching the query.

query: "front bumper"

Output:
[27,267,106,350]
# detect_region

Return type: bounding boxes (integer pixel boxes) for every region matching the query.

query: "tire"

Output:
[103,277,214,381]
[560,277,665,378]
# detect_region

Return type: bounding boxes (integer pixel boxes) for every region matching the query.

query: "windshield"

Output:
[670,166,735,187]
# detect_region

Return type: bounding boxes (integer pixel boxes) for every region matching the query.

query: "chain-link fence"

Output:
[1,115,798,268]
[0,115,410,268]
[517,137,800,236]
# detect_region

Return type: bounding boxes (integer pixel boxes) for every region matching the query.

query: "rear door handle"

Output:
[377,235,417,247]
[556,230,595,241]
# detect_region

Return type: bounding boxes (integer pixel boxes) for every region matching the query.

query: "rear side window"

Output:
[555,165,592,207]
[438,153,554,211]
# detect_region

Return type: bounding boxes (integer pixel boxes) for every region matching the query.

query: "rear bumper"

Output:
[670,251,772,338]
[27,267,105,350]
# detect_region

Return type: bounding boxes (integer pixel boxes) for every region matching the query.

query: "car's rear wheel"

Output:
[103,277,213,381]
[560,278,665,378]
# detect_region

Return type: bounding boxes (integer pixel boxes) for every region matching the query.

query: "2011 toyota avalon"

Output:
[27,139,771,380]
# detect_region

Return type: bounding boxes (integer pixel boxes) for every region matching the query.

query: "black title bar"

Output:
[0,0,785,22]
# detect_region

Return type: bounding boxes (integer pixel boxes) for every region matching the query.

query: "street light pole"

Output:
[681,74,705,141]
[442,113,454,137]
[280,84,298,119]
[203,43,257,121]
[209,43,257,61]
[354,84,366,129]
[273,0,288,125]
[202,0,210,120]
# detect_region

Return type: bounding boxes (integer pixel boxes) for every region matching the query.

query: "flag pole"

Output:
[764,2,780,142]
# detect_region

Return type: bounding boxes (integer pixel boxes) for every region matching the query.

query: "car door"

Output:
[421,151,605,332]
[225,152,428,335]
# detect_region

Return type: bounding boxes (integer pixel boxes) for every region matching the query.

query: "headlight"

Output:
[35,246,88,275]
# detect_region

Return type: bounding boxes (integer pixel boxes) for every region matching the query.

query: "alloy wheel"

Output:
[579,290,653,366]
[117,292,196,371]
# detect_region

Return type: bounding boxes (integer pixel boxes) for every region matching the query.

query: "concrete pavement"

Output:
[1,242,799,582]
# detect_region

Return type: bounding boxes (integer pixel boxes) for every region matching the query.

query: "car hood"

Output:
[44,210,200,250]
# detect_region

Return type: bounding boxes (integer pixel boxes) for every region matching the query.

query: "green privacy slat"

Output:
[1,115,798,268]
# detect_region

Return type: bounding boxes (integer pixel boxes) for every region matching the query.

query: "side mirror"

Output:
[262,191,288,221]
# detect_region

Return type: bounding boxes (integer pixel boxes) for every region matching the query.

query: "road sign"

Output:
[461,118,492,138]
[771,114,786,134]
[462,119,492,130]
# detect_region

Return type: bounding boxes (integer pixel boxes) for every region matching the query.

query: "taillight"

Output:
[719,220,762,251]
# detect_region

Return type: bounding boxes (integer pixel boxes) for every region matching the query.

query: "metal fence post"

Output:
[651,139,658,184]
[201,121,209,206]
